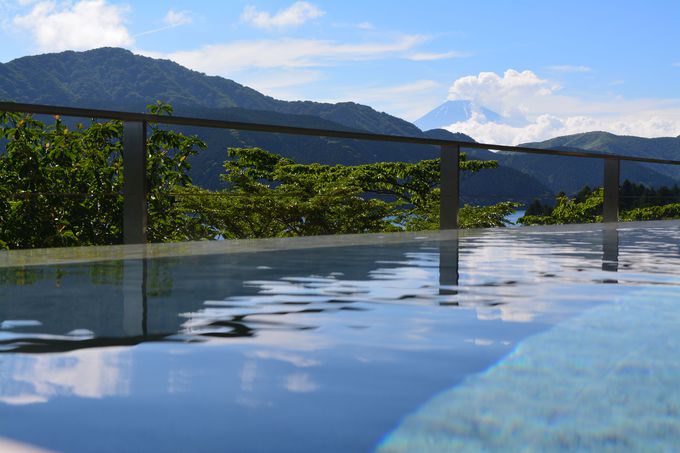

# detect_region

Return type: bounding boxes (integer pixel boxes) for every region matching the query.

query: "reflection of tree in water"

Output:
[0,266,51,286]
[0,257,175,294]
[145,259,175,297]
[89,261,124,286]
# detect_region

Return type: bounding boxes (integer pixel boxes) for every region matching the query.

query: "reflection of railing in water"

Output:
[439,239,459,298]
[602,227,619,271]
[123,259,147,337]
[3,102,680,244]
[602,227,619,278]
[437,229,621,299]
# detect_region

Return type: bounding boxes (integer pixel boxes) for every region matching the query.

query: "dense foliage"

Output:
[0,103,207,249]
[619,180,680,209]
[3,102,678,250]
[519,189,605,225]
[0,108,518,249]
[519,185,680,225]
[177,147,518,238]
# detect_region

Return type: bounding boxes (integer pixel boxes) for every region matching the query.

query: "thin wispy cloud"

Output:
[140,35,429,74]
[323,79,443,121]
[135,9,192,37]
[673,62,680,67]
[407,51,468,61]
[0,0,36,11]
[164,10,192,27]
[546,65,592,73]
[245,69,325,100]
[241,1,324,29]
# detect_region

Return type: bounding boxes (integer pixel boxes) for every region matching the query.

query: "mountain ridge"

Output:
[0,47,421,137]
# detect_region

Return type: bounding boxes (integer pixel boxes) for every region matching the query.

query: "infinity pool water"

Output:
[1,221,680,452]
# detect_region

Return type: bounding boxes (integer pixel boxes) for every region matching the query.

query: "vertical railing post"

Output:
[603,158,620,223]
[440,144,460,230]
[123,121,148,244]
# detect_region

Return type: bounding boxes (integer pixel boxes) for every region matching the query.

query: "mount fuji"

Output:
[414,100,503,131]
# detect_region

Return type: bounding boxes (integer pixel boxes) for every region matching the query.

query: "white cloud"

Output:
[357,21,374,30]
[547,65,592,73]
[164,9,191,27]
[12,0,133,52]
[449,69,555,114]
[139,35,428,74]
[673,62,680,67]
[407,51,467,61]
[444,69,680,144]
[241,1,324,29]
[446,113,679,145]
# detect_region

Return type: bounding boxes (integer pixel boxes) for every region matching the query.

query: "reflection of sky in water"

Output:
[0,222,679,451]
[0,348,130,405]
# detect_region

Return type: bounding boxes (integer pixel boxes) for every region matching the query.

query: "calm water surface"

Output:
[1,222,680,452]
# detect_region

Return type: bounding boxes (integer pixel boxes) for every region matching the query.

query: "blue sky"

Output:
[0,0,678,143]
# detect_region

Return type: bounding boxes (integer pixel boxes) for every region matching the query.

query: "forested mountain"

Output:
[0,47,439,189]
[1,48,678,202]
[0,47,420,136]
[421,128,680,201]
[493,148,678,196]
[522,132,680,182]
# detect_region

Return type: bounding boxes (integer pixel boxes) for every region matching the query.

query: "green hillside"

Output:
[0,47,420,136]
[522,131,680,182]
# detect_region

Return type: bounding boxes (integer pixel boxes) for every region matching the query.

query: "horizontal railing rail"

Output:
[3,102,680,165]
[2,101,680,243]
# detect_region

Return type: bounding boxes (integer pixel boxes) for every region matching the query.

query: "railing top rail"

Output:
[1,101,679,166]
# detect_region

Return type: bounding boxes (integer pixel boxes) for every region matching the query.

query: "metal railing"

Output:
[2,101,680,244]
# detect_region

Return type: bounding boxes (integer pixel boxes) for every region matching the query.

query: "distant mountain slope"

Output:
[523,131,680,159]
[424,129,680,198]
[489,132,680,195]
[0,47,435,188]
[415,100,501,131]
[493,150,678,196]
[169,105,439,188]
[0,47,420,137]
[522,131,680,181]
[423,129,553,203]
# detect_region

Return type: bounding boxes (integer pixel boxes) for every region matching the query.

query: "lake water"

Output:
[1,221,680,452]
